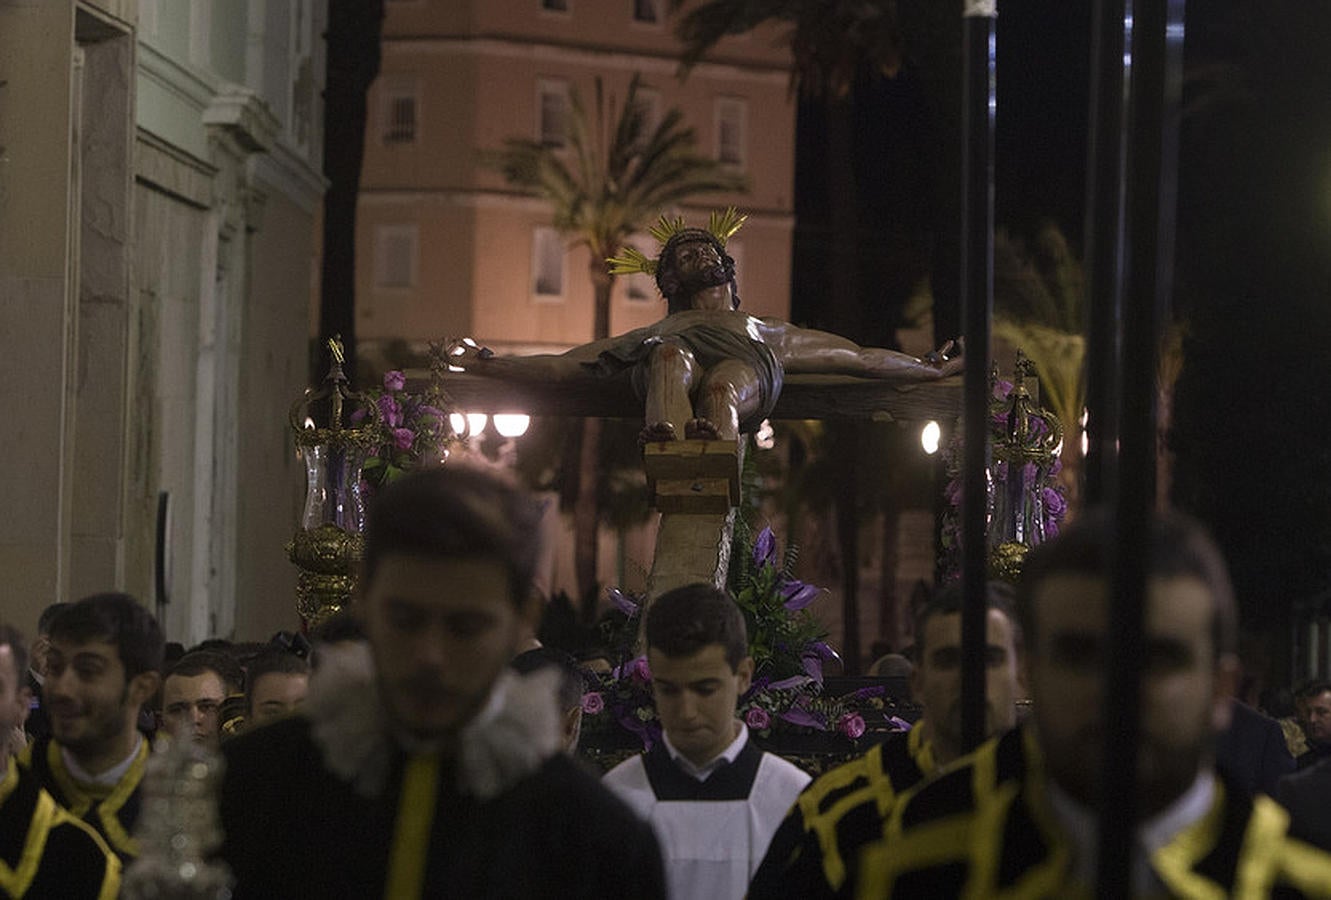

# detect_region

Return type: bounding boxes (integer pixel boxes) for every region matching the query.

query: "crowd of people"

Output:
[3,467,1331,897]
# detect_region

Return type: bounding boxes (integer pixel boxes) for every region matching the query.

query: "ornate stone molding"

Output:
[202,85,279,155]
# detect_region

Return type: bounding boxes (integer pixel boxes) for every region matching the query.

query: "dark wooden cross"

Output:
[422,364,962,603]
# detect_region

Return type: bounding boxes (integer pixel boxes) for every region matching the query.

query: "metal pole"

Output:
[1083,0,1129,506]
[959,0,996,754]
[1096,1,1185,895]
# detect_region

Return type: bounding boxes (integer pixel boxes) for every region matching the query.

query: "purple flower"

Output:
[1043,486,1067,519]
[838,713,866,740]
[350,408,367,424]
[993,379,1014,400]
[752,527,777,567]
[744,707,771,731]
[417,404,446,422]
[887,716,913,732]
[608,588,640,618]
[392,428,415,451]
[781,580,820,611]
[626,656,651,685]
[581,692,605,715]
[780,707,825,729]
[378,395,403,428]
[801,653,823,682]
[383,370,406,392]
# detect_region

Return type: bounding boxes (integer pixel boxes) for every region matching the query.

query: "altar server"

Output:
[603,583,811,900]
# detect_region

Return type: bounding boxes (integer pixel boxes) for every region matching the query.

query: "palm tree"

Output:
[672,0,954,672]
[483,73,746,614]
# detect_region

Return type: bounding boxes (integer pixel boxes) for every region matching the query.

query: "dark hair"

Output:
[1296,679,1331,701]
[1015,508,1238,660]
[37,603,70,636]
[1259,686,1296,719]
[510,647,587,711]
[655,229,740,314]
[364,466,544,607]
[913,581,1022,659]
[644,583,748,671]
[50,593,165,679]
[245,649,311,713]
[166,650,244,695]
[0,624,28,682]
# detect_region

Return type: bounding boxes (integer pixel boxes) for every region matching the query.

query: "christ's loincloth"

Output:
[587,325,785,433]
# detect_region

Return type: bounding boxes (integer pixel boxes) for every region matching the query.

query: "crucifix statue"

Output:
[450,209,962,598]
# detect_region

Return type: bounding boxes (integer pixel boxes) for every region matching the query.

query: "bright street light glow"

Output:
[492,414,530,437]
[466,413,488,436]
[921,420,941,455]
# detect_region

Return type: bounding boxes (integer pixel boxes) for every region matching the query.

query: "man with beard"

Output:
[458,213,961,444]
[854,510,1331,896]
[218,466,664,898]
[747,583,1024,899]
[0,623,122,898]
[19,593,164,864]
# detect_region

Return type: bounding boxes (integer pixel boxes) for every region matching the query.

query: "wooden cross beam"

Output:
[408,367,962,424]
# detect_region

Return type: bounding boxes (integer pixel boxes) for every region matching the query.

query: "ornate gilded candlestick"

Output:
[987,351,1064,579]
[286,338,379,625]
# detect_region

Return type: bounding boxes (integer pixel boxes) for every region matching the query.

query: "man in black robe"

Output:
[218,467,664,898]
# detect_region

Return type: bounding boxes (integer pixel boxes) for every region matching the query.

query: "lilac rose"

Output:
[378,395,403,428]
[581,692,605,715]
[383,370,406,392]
[744,707,771,731]
[392,428,415,452]
[838,713,866,740]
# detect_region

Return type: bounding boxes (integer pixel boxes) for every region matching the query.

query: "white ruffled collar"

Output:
[303,641,563,800]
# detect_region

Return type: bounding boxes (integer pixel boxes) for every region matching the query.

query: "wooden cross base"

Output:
[642,439,741,515]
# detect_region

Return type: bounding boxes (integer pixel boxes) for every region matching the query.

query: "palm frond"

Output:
[606,247,658,276]
[708,206,748,243]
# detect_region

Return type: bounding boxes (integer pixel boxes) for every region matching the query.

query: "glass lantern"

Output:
[286,338,380,625]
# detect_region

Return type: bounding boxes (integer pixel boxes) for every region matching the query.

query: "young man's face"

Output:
[44,637,154,755]
[1306,690,1331,746]
[363,554,537,745]
[1028,573,1234,819]
[248,671,309,727]
[911,608,1025,762]
[162,671,227,747]
[648,643,753,768]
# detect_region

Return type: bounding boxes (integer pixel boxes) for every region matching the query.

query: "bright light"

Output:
[754,419,775,450]
[466,413,488,436]
[1080,409,1090,457]
[492,414,530,438]
[449,412,468,436]
[921,420,941,455]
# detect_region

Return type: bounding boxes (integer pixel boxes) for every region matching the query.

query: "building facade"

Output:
[357,0,797,360]
[0,0,326,643]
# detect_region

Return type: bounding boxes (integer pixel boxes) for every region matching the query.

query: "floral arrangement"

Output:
[580,526,913,750]
[939,376,1068,582]
[357,370,453,490]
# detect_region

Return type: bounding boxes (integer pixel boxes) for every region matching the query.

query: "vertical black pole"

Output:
[959,0,995,754]
[1096,1,1185,895]
[1083,0,1128,506]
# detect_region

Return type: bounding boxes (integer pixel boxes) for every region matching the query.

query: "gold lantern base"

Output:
[287,524,364,626]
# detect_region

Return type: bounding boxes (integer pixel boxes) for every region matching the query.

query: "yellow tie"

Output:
[383,754,441,899]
